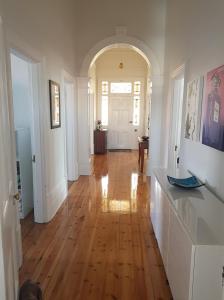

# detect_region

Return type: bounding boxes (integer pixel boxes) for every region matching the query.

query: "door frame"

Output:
[61,70,79,182]
[7,45,46,224]
[97,76,146,149]
[4,32,47,288]
[9,51,46,223]
[168,64,186,170]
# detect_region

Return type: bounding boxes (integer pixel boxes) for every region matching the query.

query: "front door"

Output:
[108,95,133,149]
[0,18,21,300]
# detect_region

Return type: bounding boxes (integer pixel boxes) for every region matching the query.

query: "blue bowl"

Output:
[167,175,204,189]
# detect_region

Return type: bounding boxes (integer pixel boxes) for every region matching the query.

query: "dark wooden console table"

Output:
[138,137,149,173]
[94,129,107,154]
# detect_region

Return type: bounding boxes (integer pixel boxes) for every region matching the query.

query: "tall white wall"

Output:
[1,0,77,222]
[75,0,166,73]
[75,1,167,174]
[163,0,224,199]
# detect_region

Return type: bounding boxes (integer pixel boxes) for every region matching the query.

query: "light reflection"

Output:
[131,173,138,200]
[106,200,130,212]
[131,173,138,212]
[101,173,139,213]
[101,175,108,199]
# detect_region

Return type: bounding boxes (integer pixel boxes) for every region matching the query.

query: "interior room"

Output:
[0,0,224,299]
[10,53,34,220]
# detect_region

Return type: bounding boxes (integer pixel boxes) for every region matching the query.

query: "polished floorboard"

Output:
[20,151,172,300]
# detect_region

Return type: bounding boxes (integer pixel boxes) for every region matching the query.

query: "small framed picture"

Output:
[49,80,61,129]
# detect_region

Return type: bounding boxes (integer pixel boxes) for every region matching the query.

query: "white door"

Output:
[108,95,133,149]
[0,18,20,300]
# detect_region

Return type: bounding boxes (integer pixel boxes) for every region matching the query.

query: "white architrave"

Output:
[79,35,164,176]
[61,70,79,181]
[80,36,160,76]
[77,77,91,175]
[5,29,47,223]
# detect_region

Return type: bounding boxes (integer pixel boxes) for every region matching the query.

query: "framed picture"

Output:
[184,76,204,141]
[202,65,224,151]
[49,80,61,129]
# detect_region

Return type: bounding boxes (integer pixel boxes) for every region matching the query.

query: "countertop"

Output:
[153,168,224,246]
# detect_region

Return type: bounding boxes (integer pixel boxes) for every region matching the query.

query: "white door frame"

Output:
[7,47,46,224]
[61,70,79,182]
[4,33,47,287]
[168,64,185,170]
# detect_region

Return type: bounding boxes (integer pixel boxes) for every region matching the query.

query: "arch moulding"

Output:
[80,34,161,76]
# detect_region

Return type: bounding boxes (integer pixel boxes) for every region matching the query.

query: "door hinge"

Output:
[32,155,36,163]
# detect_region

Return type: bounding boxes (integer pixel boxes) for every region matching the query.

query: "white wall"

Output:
[64,81,78,181]
[11,54,32,129]
[163,0,224,199]
[95,48,148,79]
[75,0,166,73]
[89,64,97,154]
[1,0,77,222]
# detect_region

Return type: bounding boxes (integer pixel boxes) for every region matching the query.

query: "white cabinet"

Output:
[151,176,170,271]
[151,169,224,300]
[168,208,194,300]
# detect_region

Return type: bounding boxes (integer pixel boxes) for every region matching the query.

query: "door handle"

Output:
[32,155,36,163]
[13,193,20,201]
[129,121,133,124]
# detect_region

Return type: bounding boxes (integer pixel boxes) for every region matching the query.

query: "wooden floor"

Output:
[20,151,172,300]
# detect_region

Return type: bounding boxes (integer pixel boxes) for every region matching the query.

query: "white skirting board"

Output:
[78,160,91,176]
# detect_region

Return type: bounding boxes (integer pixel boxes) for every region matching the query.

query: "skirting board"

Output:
[78,160,91,176]
[45,178,68,222]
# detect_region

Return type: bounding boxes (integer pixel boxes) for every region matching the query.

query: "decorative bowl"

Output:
[167,175,204,189]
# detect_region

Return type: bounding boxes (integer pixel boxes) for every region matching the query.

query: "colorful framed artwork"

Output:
[49,80,61,129]
[184,76,204,141]
[202,65,224,151]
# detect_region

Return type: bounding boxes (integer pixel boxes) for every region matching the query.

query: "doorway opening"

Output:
[10,52,42,224]
[89,47,151,160]
[168,65,185,170]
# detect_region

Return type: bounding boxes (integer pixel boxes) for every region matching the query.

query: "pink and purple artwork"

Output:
[202,65,224,151]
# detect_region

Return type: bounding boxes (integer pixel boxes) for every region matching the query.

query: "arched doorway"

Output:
[89,47,150,153]
[77,36,164,176]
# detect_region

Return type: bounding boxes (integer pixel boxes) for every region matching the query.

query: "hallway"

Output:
[20,152,172,300]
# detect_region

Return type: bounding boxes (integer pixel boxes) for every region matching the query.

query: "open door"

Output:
[0,17,21,300]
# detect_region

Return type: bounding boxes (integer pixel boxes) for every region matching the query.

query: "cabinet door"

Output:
[150,175,160,238]
[157,189,170,271]
[192,246,224,300]
[150,176,170,271]
[168,208,194,300]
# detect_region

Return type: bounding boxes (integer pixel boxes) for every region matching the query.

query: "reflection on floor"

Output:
[20,151,172,300]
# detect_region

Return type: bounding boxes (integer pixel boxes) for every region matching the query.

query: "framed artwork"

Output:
[202,65,224,151]
[49,80,61,129]
[184,77,204,141]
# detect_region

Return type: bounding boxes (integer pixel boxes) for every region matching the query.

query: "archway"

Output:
[77,35,164,176]
[80,35,160,77]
